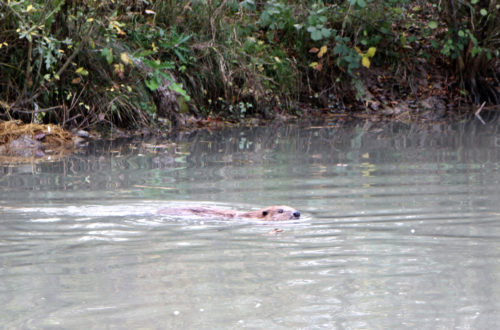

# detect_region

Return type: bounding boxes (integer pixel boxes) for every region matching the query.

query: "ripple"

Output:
[2,122,500,328]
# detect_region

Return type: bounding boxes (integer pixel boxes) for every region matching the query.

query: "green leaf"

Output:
[170,83,190,101]
[241,0,256,11]
[311,30,322,41]
[458,30,465,37]
[174,49,186,63]
[469,34,478,45]
[471,0,479,4]
[137,50,156,57]
[428,21,438,29]
[480,8,487,16]
[321,28,332,39]
[177,34,192,45]
[100,48,113,64]
[145,77,160,91]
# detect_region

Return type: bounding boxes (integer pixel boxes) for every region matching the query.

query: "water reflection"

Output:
[1,120,500,328]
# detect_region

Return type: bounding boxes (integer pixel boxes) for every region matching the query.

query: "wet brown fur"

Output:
[158,205,300,220]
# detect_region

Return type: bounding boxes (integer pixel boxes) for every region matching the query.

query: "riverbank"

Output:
[0,1,498,132]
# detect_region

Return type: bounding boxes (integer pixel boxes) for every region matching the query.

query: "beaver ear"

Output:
[262,211,268,216]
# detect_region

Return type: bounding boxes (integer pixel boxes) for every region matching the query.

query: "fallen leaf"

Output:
[318,45,327,58]
[120,52,132,65]
[366,47,376,58]
[362,56,370,68]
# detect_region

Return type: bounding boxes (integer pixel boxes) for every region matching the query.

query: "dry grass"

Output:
[0,120,76,164]
[0,120,73,146]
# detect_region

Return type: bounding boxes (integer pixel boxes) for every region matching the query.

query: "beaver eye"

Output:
[278,209,283,213]
[262,211,268,216]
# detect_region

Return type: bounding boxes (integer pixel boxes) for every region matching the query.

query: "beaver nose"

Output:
[293,211,300,218]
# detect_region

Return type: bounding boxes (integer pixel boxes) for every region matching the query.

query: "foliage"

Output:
[437,0,500,103]
[0,0,498,130]
[306,5,332,41]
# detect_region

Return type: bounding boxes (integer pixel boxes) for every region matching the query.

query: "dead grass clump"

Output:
[0,120,73,146]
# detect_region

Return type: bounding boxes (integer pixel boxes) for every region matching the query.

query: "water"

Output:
[1,120,500,328]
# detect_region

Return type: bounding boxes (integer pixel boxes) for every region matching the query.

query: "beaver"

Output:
[157,205,300,221]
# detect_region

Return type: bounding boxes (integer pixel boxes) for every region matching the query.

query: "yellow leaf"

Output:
[75,67,88,76]
[26,4,34,12]
[354,46,362,54]
[87,18,94,23]
[111,21,126,35]
[116,27,126,35]
[366,47,376,58]
[361,56,371,68]
[318,45,328,58]
[309,62,318,68]
[274,56,281,63]
[114,63,124,73]
[120,52,132,65]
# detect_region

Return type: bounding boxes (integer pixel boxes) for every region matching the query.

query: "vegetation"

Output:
[0,0,498,131]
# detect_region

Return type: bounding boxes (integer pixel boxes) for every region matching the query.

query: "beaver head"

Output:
[255,205,301,220]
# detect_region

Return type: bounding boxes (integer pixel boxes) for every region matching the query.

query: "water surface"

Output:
[1,120,500,328]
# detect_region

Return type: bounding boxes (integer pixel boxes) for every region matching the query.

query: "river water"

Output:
[1,120,500,328]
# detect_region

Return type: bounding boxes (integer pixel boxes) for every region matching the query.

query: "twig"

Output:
[133,184,177,190]
[474,101,486,125]
[23,40,33,98]
[14,105,62,114]
[64,113,82,125]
